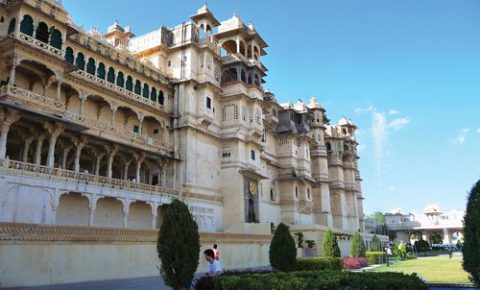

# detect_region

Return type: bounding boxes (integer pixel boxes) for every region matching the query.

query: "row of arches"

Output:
[10,14,64,49]
[220,39,261,61]
[64,47,166,105]
[221,67,261,87]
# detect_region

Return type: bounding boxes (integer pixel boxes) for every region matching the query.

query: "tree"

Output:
[350,232,366,258]
[430,232,443,244]
[369,212,386,224]
[157,199,200,290]
[269,223,297,271]
[323,229,341,257]
[463,179,480,287]
[414,239,430,253]
[370,234,381,251]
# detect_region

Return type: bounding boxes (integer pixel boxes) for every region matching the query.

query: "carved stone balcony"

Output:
[0,159,219,203]
[17,32,64,58]
[0,85,64,111]
[71,70,166,113]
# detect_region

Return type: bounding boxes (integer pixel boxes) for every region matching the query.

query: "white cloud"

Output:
[388,117,410,131]
[388,110,400,115]
[451,128,470,145]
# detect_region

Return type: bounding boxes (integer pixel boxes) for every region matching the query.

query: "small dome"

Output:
[338,117,353,126]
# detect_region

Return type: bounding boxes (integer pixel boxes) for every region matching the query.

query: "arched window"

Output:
[126,76,133,91]
[326,142,332,151]
[97,63,106,79]
[35,22,49,43]
[158,90,164,105]
[134,80,141,95]
[8,18,16,35]
[295,186,299,199]
[142,83,150,98]
[240,70,246,82]
[86,58,96,75]
[307,188,311,200]
[107,67,115,84]
[150,88,157,102]
[75,53,85,70]
[20,15,33,36]
[65,47,74,64]
[254,73,261,87]
[270,189,275,202]
[50,28,62,49]
[116,72,125,87]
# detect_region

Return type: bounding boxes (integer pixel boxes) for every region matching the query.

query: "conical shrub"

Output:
[462,180,480,287]
[323,229,341,257]
[269,223,297,271]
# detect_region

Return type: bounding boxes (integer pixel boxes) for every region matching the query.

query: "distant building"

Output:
[385,205,464,245]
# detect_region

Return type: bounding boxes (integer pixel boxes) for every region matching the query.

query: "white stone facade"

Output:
[0,1,365,237]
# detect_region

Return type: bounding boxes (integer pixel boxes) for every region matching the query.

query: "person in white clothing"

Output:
[204,249,222,276]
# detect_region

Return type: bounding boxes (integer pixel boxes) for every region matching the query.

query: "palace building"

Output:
[0,0,370,286]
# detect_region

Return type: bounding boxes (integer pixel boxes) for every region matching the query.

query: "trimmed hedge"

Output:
[213,270,427,290]
[366,251,386,264]
[294,257,343,271]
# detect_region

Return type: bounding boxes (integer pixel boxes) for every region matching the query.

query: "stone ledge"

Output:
[0,223,271,244]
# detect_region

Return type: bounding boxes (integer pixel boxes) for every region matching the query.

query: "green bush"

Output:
[350,232,366,257]
[370,234,381,251]
[213,270,428,290]
[322,229,341,257]
[269,223,296,272]
[157,199,200,290]
[366,251,386,264]
[463,179,480,287]
[414,239,430,252]
[294,257,343,271]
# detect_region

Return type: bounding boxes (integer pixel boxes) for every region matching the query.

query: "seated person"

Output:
[204,249,222,276]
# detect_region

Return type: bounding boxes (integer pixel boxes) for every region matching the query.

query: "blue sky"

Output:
[63,0,480,214]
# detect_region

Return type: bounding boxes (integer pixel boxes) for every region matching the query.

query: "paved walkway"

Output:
[4,276,171,290]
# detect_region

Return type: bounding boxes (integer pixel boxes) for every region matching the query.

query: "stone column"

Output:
[149,202,157,229]
[34,133,47,165]
[123,199,131,228]
[72,138,86,172]
[79,92,87,115]
[88,197,97,226]
[44,122,66,167]
[56,79,63,101]
[110,103,118,126]
[123,159,132,180]
[105,145,119,179]
[61,145,73,169]
[133,153,145,183]
[22,136,34,162]
[95,153,105,176]
[8,56,21,86]
[0,108,21,159]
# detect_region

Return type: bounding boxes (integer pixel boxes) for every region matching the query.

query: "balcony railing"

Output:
[17,32,64,58]
[0,85,65,110]
[71,70,166,113]
[0,159,220,203]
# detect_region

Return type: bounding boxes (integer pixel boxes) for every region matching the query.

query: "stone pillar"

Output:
[0,108,21,159]
[61,145,72,169]
[88,197,96,226]
[56,79,63,101]
[72,138,86,172]
[123,159,132,180]
[22,136,34,162]
[110,104,118,126]
[236,38,240,54]
[79,92,87,115]
[134,153,145,183]
[123,199,130,228]
[8,56,21,86]
[95,153,104,176]
[443,228,450,244]
[44,122,66,167]
[34,133,47,165]
[149,202,157,229]
[105,145,119,179]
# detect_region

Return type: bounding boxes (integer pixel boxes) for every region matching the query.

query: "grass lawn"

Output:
[370,254,470,284]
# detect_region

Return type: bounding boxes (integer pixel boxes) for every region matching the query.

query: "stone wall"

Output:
[0,223,271,287]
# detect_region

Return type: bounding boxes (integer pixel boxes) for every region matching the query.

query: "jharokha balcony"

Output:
[0,85,171,153]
